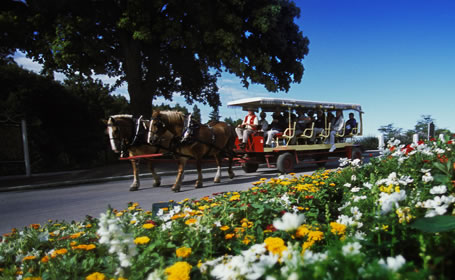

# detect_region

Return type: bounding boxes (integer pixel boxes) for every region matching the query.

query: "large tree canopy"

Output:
[2,0,309,117]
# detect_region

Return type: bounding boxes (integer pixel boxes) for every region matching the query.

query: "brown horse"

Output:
[106,114,173,191]
[148,111,236,192]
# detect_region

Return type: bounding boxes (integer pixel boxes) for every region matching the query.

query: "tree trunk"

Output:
[120,31,153,117]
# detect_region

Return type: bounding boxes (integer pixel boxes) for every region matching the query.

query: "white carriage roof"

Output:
[227,97,362,112]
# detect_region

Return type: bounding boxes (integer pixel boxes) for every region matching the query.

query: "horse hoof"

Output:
[229,172,235,179]
[195,184,203,189]
[171,186,180,192]
[129,186,139,191]
[213,178,221,184]
[153,182,161,188]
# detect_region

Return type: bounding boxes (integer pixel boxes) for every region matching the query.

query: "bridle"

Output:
[107,117,136,157]
[148,116,168,145]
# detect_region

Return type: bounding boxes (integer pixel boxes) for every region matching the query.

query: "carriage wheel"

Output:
[277,152,295,174]
[242,162,259,173]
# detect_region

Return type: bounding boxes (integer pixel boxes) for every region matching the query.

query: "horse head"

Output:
[148,111,167,144]
[148,111,185,144]
[106,115,134,157]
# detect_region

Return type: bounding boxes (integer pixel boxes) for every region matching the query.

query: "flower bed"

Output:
[1,137,455,280]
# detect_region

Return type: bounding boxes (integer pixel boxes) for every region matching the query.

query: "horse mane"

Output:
[158,111,184,126]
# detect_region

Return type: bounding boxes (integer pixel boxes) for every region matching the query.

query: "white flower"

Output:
[422,172,434,183]
[430,185,447,195]
[303,250,328,264]
[273,212,306,231]
[339,157,349,167]
[379,190,407,214]
[337,214,355,226]
[351,175,357,181]
[379,255,406,272]
[342,242,362,256]
[350,207,362,220]
[351,187,361,193]
[363,182,373,189]
[344,183,352,188]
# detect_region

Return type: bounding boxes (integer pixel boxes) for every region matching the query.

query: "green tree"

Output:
[152,103,189,115]
[224,117,242,127]
[209,106,220,122]
[2,0,309,117]
[192,105,202,123]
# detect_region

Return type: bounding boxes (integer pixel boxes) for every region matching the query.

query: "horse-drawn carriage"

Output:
[227,97,363,174]
[106,97,363,191]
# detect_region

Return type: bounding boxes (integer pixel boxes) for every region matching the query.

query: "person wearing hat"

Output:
[236,108,258,149]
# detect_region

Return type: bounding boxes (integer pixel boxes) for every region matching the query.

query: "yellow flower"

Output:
[86,272,107,280]
[220,225,230,231]
[176,247,192,258]
[264,237,287,256]
[134,236,150,245]
[116,212,124,217]
[225,233,235,239]
[24,277,42,280]
[295,225,310,238]
[382,225,389,231]
[330,222,347,236]
[185,218,197,225]
[72,244,96,251]
[229,195,240,201]
[130,220,137,224]
[242,235,254,245]
[308,231,324,242]
[329,183,336,187]
[51,248,68,258]
[70,232,84,239]
[165,262,192,280]
[143,223,155,229]
[85,224,92,228]
[22,255,37,261]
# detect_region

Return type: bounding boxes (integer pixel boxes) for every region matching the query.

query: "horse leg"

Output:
[214,154,222,183]
[228,154,235,179]
[147,160,161,187]
[172,158,187,192]
[195,159,203,188]
[130,160,140,191]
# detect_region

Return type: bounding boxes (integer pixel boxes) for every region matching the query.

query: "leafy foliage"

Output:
[2,0,309,116]
[0,62,129,173]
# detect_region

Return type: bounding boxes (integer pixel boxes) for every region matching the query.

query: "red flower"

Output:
[401,144,414,155]
[447,140,453,145]
[389,146,396,152]
[145,220,157,225]
[430,137,436,141]
[418,140,425,145]
[265,224,277,232]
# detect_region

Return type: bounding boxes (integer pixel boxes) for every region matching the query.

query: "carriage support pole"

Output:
[21,119,31,177]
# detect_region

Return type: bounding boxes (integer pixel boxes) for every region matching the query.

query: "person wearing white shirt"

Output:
[329,110,344,152]
[235,109,258,149]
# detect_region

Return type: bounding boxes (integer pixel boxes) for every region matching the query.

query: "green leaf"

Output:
[410,216,455,233]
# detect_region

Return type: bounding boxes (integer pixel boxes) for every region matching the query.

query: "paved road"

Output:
[0,164,331,235]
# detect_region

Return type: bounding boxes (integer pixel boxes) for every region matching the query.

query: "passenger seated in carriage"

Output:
[235,108,258,149]
[291,108,312,144]
[328,110,344,152]
[310,110,326,143]
[265,109,286,147]
[345,112,358,135]
[258,111,269,132]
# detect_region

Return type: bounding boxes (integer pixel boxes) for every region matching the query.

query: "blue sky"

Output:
[15,0,455,137]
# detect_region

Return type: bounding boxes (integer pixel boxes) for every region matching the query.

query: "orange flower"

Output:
[41,255,49,263]
[225,233,235,239]
[22,256,36,261]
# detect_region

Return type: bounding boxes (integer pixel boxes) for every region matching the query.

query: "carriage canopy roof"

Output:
[227,97,362,112]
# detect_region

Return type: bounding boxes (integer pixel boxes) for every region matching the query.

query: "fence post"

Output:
[439,134,445,142]
[378,134,384,150]
[21,119,31,177]
[413,134,419,145]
